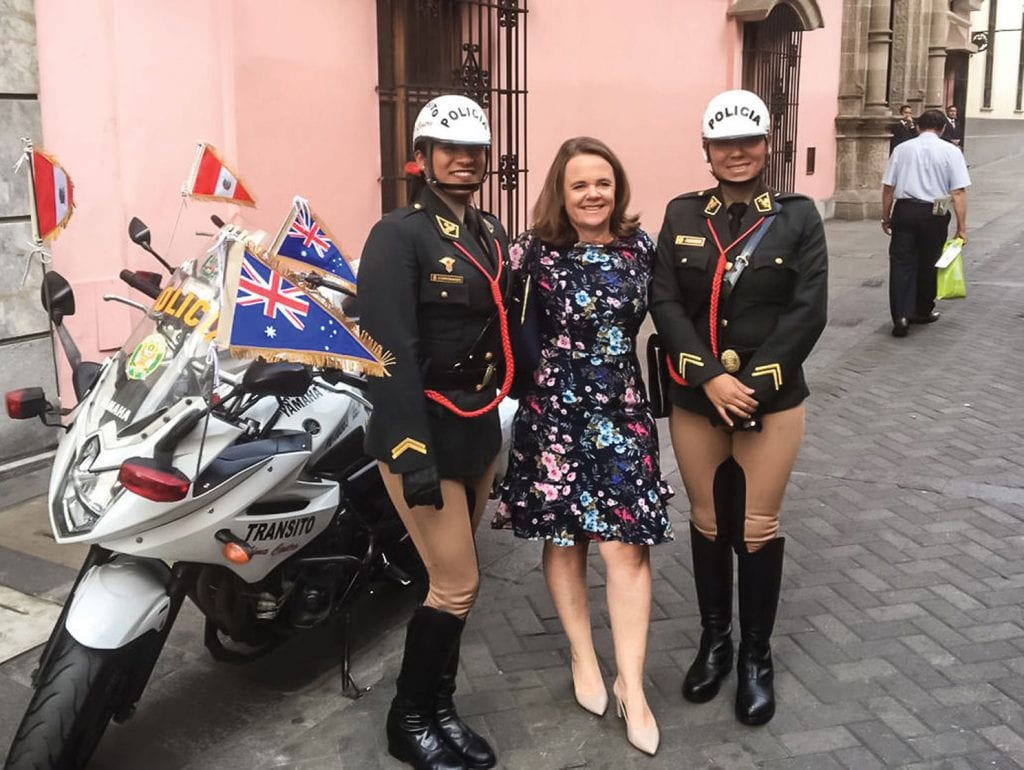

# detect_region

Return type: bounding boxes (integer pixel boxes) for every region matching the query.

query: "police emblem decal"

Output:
[435,215,460,239]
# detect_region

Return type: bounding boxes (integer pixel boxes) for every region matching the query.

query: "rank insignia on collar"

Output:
[438,256,456,274]
[675,235,706,247]
[483,218,494,233]
[703,195,722,216]
[754,192,773,214]
[435,215,460,239]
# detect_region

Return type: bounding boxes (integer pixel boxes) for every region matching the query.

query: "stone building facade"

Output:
[0,0,58,467]
[833,0,982,219]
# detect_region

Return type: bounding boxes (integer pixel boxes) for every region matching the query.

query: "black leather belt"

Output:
[895,198,932,207]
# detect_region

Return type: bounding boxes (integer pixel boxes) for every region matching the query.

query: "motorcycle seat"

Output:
[194,430,311,495]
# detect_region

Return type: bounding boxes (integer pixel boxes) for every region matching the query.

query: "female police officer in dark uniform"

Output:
[359,94,512,770]
[650,89,827,726]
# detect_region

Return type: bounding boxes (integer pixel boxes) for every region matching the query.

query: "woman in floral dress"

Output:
[493,136,672,756]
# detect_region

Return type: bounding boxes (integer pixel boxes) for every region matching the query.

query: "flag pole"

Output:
[19,138,63,405]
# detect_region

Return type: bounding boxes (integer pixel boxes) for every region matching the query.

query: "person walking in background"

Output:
[882,108,970,338]
[359,94,512,770]
[493,136,673,756]
[942,104,965,150]
[650,89,828,726]
[889,104,918,154]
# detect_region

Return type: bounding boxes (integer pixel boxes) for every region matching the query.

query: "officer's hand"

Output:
[955,229,968,245]
[402,466,444,510]
[702,374,758,429]
[881,219,892,237]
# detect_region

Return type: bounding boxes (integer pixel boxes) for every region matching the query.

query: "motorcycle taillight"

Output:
[118,458,190,502]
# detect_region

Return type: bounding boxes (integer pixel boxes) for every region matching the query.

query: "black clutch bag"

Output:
[645,333,672,418]
[508,266,542,399]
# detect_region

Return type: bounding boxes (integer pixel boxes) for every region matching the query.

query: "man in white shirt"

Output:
[881,109,971,337]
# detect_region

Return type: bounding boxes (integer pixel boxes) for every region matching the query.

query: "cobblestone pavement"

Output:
[1,125,1023,769]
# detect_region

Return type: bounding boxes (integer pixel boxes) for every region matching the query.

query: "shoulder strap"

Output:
[723,215,777,288]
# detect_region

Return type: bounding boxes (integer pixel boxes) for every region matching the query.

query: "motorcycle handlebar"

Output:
[320,369,368,393]
[119,270,162,300]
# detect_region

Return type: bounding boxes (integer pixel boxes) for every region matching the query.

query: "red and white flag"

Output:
[29,147,75,243]
[183,143,256,207]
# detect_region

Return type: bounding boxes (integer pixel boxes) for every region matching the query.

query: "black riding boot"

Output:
[682,523,734,703]
[436,628,496,769]
[735,538,785,726]
[386,607,467,770]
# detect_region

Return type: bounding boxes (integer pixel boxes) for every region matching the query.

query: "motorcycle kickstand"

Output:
[338,612,370,700]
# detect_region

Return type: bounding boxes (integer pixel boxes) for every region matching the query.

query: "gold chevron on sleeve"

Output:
[677,353,704,379]
[391,437,428,459]
[752,363,783,391]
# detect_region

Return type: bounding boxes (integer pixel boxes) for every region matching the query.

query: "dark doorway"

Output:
[742,3,803,192]
[376,0,528,233]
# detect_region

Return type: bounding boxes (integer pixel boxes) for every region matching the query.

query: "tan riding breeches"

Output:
[380,463,497,618]
[669,406,804,551]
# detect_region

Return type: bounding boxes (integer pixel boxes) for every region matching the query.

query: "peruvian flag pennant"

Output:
[25,145,75,244]
[183,142,256,207]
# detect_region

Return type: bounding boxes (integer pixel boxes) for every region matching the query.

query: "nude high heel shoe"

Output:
[571,660,608,716]
[613,681,660,756]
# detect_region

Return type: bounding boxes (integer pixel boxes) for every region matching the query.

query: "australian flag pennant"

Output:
[267,196,358,295]
[220,248,391,376]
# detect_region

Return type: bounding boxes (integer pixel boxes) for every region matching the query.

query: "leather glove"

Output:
[402,466,443,510]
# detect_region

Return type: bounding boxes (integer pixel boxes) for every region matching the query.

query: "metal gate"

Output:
[742,3,803,192]
[376,0,528,233]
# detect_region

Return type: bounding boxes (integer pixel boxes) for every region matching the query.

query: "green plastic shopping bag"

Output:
[935,238,966,300]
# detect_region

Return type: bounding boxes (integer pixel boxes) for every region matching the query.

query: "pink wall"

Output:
[34,0,380,387]
[795,0,843,203]
[524,0,841,230]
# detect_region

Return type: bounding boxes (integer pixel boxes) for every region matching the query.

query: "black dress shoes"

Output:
[891,318,909,337]
[910,311,941,324]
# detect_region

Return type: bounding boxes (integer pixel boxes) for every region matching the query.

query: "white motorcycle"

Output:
[3,223,516,770]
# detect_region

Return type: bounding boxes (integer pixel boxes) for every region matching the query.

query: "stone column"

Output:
[925,0,950,107]
[865,0,894,113]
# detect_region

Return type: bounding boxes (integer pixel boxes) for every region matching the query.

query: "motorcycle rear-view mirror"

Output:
[40,271,75,324]
[128,216,151,248]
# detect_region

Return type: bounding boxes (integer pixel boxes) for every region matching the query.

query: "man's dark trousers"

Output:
[888,200,950,321]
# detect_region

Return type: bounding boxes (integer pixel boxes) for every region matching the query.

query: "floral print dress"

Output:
[492,229,673,546]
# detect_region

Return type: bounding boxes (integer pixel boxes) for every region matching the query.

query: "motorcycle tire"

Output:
[4,629,129,770]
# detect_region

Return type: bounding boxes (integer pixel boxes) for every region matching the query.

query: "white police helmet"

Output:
[702,89,771,141]
[413,94,491,148]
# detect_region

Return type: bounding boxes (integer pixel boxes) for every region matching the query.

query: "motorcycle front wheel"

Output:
[4,629,136,770]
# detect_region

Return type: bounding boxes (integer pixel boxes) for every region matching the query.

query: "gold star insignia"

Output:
[703,195,722,216]
[435,215,460,239]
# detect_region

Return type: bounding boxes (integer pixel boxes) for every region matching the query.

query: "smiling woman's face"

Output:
[562,153,615,240]
[706,136,768,185]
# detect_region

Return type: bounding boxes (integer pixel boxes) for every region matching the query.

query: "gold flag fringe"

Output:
[227,345,389,377]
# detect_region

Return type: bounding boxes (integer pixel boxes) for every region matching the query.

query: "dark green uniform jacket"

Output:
[358,187,511,478]
[650,185,828,419]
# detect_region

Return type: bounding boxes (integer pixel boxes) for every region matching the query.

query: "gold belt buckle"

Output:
[475,364,496,392]
[720,349,741,373]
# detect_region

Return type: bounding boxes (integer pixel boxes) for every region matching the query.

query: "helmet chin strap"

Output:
[421,141,491,195]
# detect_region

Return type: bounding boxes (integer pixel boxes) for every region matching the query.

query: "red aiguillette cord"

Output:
[423,239,515,417]
[666,216,765,386]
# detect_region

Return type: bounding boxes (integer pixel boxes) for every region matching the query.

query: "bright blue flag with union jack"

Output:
[267,197,358,293]
[223,248,390,375]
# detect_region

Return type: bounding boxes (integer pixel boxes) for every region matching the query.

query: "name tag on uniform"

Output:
[430,273,465,284]
[675,235,706,247]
